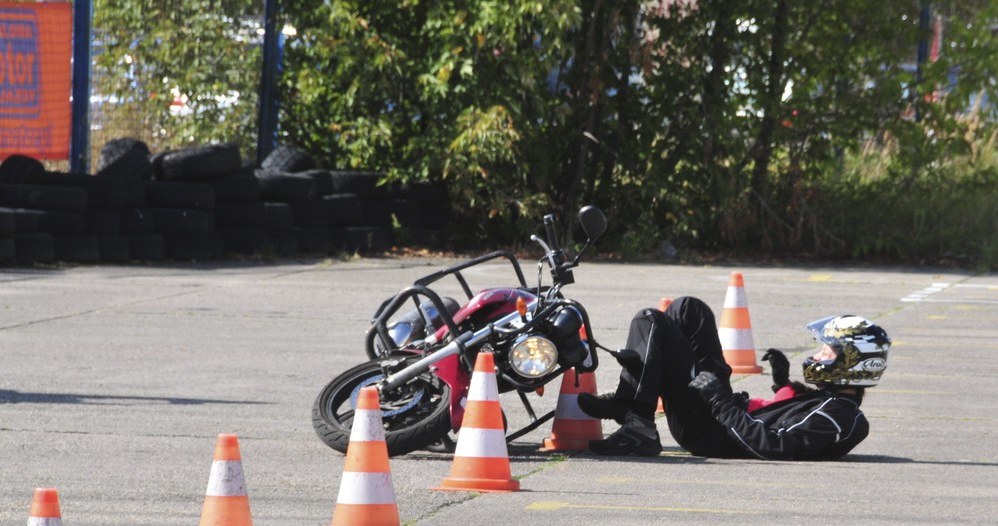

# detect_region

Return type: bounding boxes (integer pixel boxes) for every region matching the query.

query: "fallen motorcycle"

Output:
[312,205,611,456]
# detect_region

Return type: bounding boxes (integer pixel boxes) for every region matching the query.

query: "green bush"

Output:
[815,128,998,270]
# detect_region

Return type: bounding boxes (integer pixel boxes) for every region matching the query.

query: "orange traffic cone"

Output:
[436,352,520,492]
[658,297,673,312]
[540,368,603,451]
[200,433,253,526]
[330,386,400,526]
[28,488,62,526]
[718,272,763,374]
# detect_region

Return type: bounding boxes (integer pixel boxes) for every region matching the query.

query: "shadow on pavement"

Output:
[849,453,998,467]
[0,389,269,406]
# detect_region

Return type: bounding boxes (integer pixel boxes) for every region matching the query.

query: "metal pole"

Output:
[70,0,92,173]
[257,0,280,165]
[915,0,930,122]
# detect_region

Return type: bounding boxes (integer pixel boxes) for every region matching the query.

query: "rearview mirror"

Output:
[578,205,606,241]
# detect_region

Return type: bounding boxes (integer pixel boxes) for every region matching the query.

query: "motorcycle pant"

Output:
[612,296,744,458]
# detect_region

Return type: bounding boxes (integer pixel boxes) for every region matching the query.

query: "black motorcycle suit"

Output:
[610,296,869,460]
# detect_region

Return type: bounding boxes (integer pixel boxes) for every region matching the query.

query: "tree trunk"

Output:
[751,0,789,189]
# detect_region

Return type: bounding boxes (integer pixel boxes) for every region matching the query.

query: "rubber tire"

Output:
[159,143,242,181]
[53,235,100,263]
[150,151,169,180]
[152,208,214,236]
[290,194,363,227]
[296,169,334,196]
[256,169,317,203]
[37,210,87,235]
[98,236,130,263]
[261,145,316,173]
[0,207,15,237]
[10,208,42,234]
[297,226,332,254]
[26,171,127,211]
[215,202,267,228]
[325,194,363,226]
[263,202,294,228]
[0,155,46,183]
[121,179,146,208]
[0,184,87,212]
[15,233,54,264]
[330,171,381,198]
[219,228,270,255]
[127,233,165,261]
[86,209,121,237]
[289,201,328,226]
[97,138,153,180]
[0,238,13,263]
[360,198,395,227]
[330,226,392,253]
[163,234,223,260]
[145,181,215,210]
[312,358,452,456]
[207,171,261,203]
[120,208,156,235]
[265,227,298,256]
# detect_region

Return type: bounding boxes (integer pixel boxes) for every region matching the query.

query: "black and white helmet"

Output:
[802,315,891,387]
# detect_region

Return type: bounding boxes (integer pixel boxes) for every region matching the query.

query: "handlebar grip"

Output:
[543,214,560,251]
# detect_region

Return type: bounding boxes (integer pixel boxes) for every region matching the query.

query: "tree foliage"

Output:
[90,0,998,266]
[277,0,997,258]
[92,0,262,158]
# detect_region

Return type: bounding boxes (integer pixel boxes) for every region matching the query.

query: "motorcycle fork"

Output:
[431,354,470,431]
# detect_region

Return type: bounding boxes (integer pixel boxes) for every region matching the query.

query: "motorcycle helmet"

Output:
[802,315,891,387]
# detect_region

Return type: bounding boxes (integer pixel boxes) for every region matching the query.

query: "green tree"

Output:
[280,0,656,243]
[92,0,262,160]
[90,0,998,266]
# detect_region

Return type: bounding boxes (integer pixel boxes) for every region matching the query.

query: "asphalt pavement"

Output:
[1,257,995,525]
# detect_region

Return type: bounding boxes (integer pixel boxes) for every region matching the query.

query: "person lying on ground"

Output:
[578,297,890,460]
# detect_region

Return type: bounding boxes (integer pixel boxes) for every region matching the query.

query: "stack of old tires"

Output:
[0,154,128,264]
[256,145,394,254]
[97,137,162,261]
[0,138,449,266]
[146,143,237,260]
[0,204,14,264]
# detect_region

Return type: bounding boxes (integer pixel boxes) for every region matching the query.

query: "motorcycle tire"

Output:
[312,358,451,457]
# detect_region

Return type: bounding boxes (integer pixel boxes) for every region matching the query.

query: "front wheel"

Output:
[312,358,452,456]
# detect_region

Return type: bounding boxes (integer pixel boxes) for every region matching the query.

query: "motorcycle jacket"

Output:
[708,387,868,460]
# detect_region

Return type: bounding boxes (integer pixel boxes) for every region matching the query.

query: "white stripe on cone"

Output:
[454,427,509,458]
[467,371,499,402]
[335,472,397,505]
[723,287,748,308]
[719,327,755,351]
[350,408,387,442]
[554,393,593,421]
[205,460,247,497]
[28,519,62,526]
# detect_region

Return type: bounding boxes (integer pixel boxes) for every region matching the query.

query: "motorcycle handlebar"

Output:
[379,301,536,392]
[543,214,560,252]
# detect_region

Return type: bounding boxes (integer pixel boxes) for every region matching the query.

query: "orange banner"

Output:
[0,2,72,160]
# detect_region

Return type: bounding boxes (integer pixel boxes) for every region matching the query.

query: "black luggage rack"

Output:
[365,250,528,359]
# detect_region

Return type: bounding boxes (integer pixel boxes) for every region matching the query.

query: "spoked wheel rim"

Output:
[314,358,452,455]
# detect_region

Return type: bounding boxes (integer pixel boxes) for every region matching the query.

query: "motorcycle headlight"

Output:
[510,335,559,378]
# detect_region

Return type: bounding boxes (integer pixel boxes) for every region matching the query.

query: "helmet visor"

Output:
[805,315,839,345]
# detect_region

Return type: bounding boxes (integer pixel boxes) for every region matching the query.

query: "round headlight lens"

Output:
[510,335,558,378]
